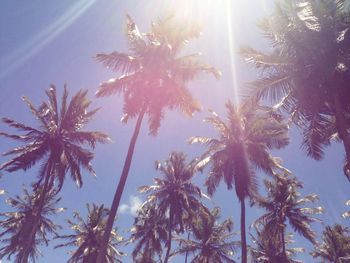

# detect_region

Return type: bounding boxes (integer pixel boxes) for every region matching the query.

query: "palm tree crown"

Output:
[0,85,109,190]
[0,187,64,263]
[190,100,289,200]
[139,152,207,263]
[130,202,168,263]
[174,207,239,263]
[311,224,350,263]
[96,15,220,135]
[254,176,323,258]
[55,204,124,263]
[241,0,350,180]
[251,224,304,263]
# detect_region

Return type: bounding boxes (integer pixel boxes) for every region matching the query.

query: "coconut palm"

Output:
[311,224,350,263]
[0,186,64,263]
[241,0,350,180]
[250,224,304,263]
[174,207,239,263]
[95,15,220,261]
[189,99,289,263]
[138,152,207,263]
[0,86,109,262]
[254,176,323,259]
[54,204,124,263]
[130,202,167,263]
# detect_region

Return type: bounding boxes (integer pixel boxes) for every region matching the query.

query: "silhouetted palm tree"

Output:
[311,224,350,263]
[250,224,304,263]
[138,152,207,263]
[174,207,239,263]
[95,15,220,261]
[254,176,323,258]
[190,100,289,263]
[241,0,350,180]
[0,186,64,263]
[0,86,109,262]
[130,202,167,263]
[55,204,124,263]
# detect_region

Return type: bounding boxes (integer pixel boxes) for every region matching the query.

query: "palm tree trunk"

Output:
[96,109,146,263]
[164,208,173,263]
[281,229,286,258]
[185,232,190,263]
[334,91,350,180]
[240,199,247,263]
[21,172,51,263]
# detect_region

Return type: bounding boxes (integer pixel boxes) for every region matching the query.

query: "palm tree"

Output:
[189,100,289,263]
[241,0,350,180]
[0,86,109,262]
[95,15,220,261]
[54,204,124,263]
[0,186,64,263]
[254,176,323,259]
[311,224,350,263]
[130,202,168,263]
[138,152,207,263]
[250,224,304,263]
[174,207,239,263]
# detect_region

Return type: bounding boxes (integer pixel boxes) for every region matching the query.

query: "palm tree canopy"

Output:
[255,176,323,245]
[251,225,304,263]
[174,207,239,263]
[0,85,109,190]
[241,0,350,172]
[54,204,125,263]
[139,152,207,234]
[311,224,350,262]
[189,99,289,200]
[95,15,220,135]
[0,186,65,262]
[130,202,168,263]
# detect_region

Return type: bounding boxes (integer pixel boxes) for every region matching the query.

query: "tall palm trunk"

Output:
[164,208,174,263]
[281,229,286,258]
[21,171,51,263]
[240,199,247,263]
[185,232,190,263]
[334,91,350,180]
[97,109,146,263]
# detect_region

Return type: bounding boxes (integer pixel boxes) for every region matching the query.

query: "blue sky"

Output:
[0,0,349,262]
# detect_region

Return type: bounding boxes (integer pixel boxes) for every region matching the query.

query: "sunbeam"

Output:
[0,0,96,80]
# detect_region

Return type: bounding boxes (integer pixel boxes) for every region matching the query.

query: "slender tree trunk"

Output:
[96,109,146,263]
[21,172,51,263]
[240,199,247,263]
[164,208,173,263]
[334,91,350,180]
[281,229,286,258]
[185,232,190,263]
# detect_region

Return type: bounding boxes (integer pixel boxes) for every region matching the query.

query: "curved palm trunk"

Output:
[240,199,247,263]
[164,208,174,263]
[21,172,51,263]
[334,91,350,181]
[97,109,146,263]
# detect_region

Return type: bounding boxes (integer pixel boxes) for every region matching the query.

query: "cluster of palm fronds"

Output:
[0,0,350,262]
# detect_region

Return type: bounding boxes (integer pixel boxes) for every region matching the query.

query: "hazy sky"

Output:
[0,1,349,262]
